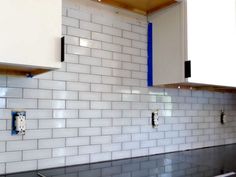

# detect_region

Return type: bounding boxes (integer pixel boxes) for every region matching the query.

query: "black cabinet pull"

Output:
[61,36,65,62]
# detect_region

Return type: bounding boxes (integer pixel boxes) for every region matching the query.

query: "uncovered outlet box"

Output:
[12,111,26,135]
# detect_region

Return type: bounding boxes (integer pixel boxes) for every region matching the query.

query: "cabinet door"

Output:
[0,0,61,69]
[187,0,236,87]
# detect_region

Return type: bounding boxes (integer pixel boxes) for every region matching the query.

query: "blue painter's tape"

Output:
[147,22,153,87]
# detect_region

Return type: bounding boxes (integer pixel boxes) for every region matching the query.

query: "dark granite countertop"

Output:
[1,144,236,177]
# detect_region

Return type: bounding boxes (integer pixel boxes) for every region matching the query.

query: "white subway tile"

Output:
[7,99,36,109]
[123,47,140,56]
[66,100,89,109]
[102,110,122,118]
[53,90,78,100]
[66,137,89,146]
[23,149,51,160]
[102,76,122,85]
[132,149,148,157]
[0,142,5,152]
[80,110,101,118]
[79,145,101,155]
[91,84,112,93]
[102,143,121,152]
[67,119,89,128]
[53,72,78,81]
[65,35,79,45]
[24,129,52,140]
[91,136,111,144]
[132,25,146,35]
[67,45,90,56]
[92,49,112,59]
[68,27,90,39]
[7,140,37,151]
[103,26,121,37]
[68,9,91,21]
[112,150,131,160]
[65,54,79,63]
[91,152,111,162]
[91,66,112,76]
[113,53,131,62]
[0,151,21,163]
[132,40,146,49]
[39,138,65,149]
[102,42,121,52]
[92,15,113,26]
[123,141,139,150]
[0,88,22,98]
[102,127,121,135]
[112,134,131,143]
[62,16,79,27]
[67,82,90,92]
[91,119,112,127]
[23,89,52,99]
[113,21,131,31]
[80,38,101,49]
[113,69,131,78]
[66,155,89,166]
[38,100,65,109]
[81,21,102,32]
[53,128,77,138]
[53,147,77,157]
[80,56,102,66]
[113,36,131,46]
[6,160,37,174]
[39,119,65,129]
[0,163,5,174]
[39,80,65,90]
[92,32,112,43]
[91,101,111,110]
[7,77,38,88]
[79,128,101,136]
[38,157,65,169]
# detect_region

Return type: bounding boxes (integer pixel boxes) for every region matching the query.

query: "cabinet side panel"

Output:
[149,3,185,86]
[0,0,62,69]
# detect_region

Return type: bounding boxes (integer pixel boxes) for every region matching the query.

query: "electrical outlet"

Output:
[152,110,159,128]
[12,111,26,135]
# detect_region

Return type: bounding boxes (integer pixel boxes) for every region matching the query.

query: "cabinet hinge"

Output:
[185,60,191,78]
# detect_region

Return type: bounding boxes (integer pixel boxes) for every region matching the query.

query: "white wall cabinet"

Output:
[148,0,236,89]
[0,0,62,76]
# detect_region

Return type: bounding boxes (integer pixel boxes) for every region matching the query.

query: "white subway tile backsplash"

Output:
[0,1,236,175]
